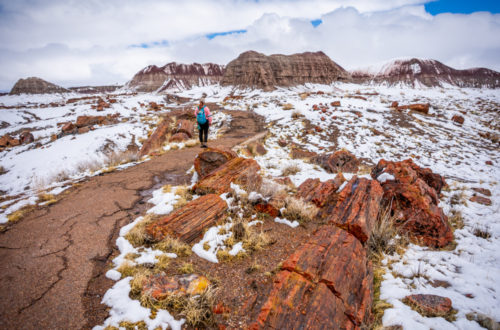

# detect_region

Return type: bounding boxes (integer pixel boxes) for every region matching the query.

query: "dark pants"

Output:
[198,122,209,143]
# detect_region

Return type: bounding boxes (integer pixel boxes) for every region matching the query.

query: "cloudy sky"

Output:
[0,0,499,91]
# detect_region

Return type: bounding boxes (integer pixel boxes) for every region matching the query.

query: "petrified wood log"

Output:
[139,117,172,157]
[296,174,346,208]
[145,194,227,243]
[175,119,194,138]
[312,150,360,173]
[251,226,372,328]
[371,158,452,248]
[194,147,238,178]
[169,132,190,142]
[193,157,261,195]
[318,177,383,244]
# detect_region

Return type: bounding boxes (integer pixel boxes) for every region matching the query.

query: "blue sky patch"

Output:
[311,19,322,27]
[206,29,247,40]
[425,0,500,15]
[130,40,169,48]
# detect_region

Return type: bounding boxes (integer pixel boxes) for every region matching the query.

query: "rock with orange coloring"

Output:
[397,103,430,114]
[319,177,383,243]
[175,119,194,138]
[296,174,346,208]
[75,115,106,128]
[390,101,399,108]
[194,147,238,178]
[254,202,280,217]
[471,187,492,197]
[469,195,492,206]
[251,226,372,329]
[320,116,326,121]
[19,130,34,144]
[146,194,227,243]
[142,273,210,301]
[139,117,173,157]
[371,158,452,248]
[61,122,75,133]
[290,146,317,160]
[331,101,341,107]
[0,134,20,148]
[193,157,261,195]
[312,149,360,173]
[169,132,190,142]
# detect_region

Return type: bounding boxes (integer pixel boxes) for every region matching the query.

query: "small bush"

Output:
[178,263,194,274]
[291,110,303,119]
[155,255,170,270]
[281,164,300,176]
[473,225,491,239]
[242,226,270,253]
[162,185,172,193]
[130,268,152,298]
[448,209,464,230]
[282,197,319,223]
[124,214,157,247]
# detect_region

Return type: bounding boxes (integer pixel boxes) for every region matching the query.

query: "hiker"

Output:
[195,98,212,148]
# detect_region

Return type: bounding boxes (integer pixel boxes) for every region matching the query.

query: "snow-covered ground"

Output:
[2,82,499,329]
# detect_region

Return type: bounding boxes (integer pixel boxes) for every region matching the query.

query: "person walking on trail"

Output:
[195,98,212,148]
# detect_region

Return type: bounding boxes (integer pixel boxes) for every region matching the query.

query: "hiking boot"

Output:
[201,144,208,148]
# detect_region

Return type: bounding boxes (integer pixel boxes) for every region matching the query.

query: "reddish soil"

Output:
[0,110,265,330]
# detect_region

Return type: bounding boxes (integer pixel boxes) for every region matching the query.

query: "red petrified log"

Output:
[251,226,372,329]
[194,147,238,178]
[145,194,227,243]
[404,294,452,318]
[175,119,194,138]
[139,117,172,157]
[296,174,346,208]
[319,177,383,244]
[371,158,453,248]
[451,115,464,125]
[193,157,261,195]
[169,132,190,142]
[397,103,430,114]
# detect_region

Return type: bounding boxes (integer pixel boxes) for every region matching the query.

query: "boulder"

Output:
[247,142,267,156]
[194,147,238,178]
[75,115,106,128]
[277,139,287,147]
[331,101,341,107]
[78,127,90,134]
[251,225,372,328]
[451,115,464,124]
[193,157,261,195]
[397,103,430,114]
[312,150,360,173]
[403,294,452,318]
[390,101,399,108]
[290,146,317,160]
[139,117,173,157]
[471,187,492,197]
[319,177,383,244]
[146,194,227,243]
[469,196,492,206]
[371,159,453,248]
[175,119,194,138]
[169,132,190,142]
[61,122,75,133]
[0,134,20,148]
[19,131,34,144]
[254,202,280,218]
[296,174,345,208]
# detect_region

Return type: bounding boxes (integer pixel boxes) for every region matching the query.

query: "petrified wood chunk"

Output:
[169,132,190,142]
[193,157,261,195]
[296,174,346,208]
[371,158,452,248]
[403,294,452,318]
[139,117,172,156]
[194,147,238,178]
[252,225,372,328]
[397,103,430,114]
[175,119,194,138]
[145,194,227,243]
[319,177,383,243]
[469,195,492,206]
[312,150,360,173]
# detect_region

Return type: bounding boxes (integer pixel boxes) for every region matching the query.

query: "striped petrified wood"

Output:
[296,173,346,208]
[250,226,373,329]
[194,147,238,178]
[145,194,227,243]
[193,157,261,195]
[319,176,383,244]
[174,119,194,138]
[139,117,173,156]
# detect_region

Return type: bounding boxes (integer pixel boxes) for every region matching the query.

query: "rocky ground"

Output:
[0,83,499,329]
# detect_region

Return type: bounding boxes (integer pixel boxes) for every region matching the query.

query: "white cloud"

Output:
[0,0,499,91]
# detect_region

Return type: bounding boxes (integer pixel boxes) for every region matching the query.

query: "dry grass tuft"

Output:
[291,110,303,119]
[473,225,491,240]
[154,236,192,257]
[185,139,198,148]
[7,205,35,223]
[371,267,393,329]
[129,268,153,298]
[242,225,270,253]
[117,261,139,278]
[124,214,157,247]
[37,193,57,206]
[282,103,294,110]
[448,209,464,230]
[105,150,139,167]
[118,321,147,330]
[281,164,300,176]
[282,197,319,223]
[173,185,192,210]
[162,184,172,193]
[155,254,171,270]
[178,263,194,274]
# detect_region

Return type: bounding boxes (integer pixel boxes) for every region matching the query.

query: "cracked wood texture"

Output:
[0,109,264,330]
[146,194,227,243]
[193,157,261,195]
[296,174,346,208]
[250,226,373,329]
[194,147,238,178]
[318,176,384,244]
[138,117,173,156]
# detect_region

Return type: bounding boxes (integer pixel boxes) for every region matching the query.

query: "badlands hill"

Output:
[221,50,351,90]
[351,58,500,88]
[9,77,69,95]
[125,62,225,93]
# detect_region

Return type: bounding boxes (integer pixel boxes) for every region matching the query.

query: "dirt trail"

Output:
[0,110,265,330]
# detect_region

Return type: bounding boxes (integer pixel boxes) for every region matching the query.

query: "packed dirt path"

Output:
[0,109,265,330]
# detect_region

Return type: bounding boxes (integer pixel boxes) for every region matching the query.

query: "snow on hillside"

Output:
[1,82,499,329]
